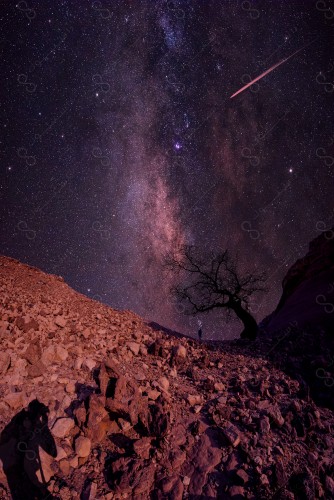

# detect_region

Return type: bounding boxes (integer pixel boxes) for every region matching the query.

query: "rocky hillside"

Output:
[0,255,334,499]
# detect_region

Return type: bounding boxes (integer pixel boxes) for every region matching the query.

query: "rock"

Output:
[75,436,91,458]
[126,342,140,355]
[260,474,270,485]
[86,394,117,444]
[148,389,161,401]
[0,352,10,375]
[6,391,24,409]
[183,476,191,486]
[149,398,170,437]
[56,345,68,361]
[325,475,334,495]
[160,475,184,497]
[229,485,245,497]
[55,316,67,327]
[83,358,96,371]
[41,345,68,364]
[118,418,132,431]
[23,340,41,364]
[69,455,79,468]
[226,451,240,472]
[222,423,241,447]
[260,416,271,433]
[214,382,225,392]
[52,417,75,438]
[27,362,46,378]
[59,458,71,475]
[74,357,83,370]
[274,460,287,487]
[55,446,68,461]
[267,405,285,426]
[173,345,187,359]
[187,394,202,406]
[157,376,169,392]
[236,469,249,484]
[133,437,151,459]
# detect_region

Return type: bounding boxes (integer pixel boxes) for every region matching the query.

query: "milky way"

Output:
[1,1,334,338]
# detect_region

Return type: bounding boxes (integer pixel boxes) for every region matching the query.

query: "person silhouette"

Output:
[197,320,203,340]
[0,399,57,499]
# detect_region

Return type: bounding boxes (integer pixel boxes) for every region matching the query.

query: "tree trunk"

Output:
[231,300,258,340]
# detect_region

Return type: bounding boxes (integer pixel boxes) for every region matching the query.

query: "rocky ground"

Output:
[0,255,334,499]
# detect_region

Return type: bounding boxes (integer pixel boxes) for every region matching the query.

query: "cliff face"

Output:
[0,255,334,499]
[262,228,334,332]
[258,229,334,410]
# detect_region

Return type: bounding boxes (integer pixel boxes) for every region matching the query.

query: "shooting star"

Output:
[230,38,317,99]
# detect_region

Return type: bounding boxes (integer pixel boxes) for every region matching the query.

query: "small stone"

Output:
[23,341,41,365]
[126,342,140,355]
[6,391,24,410]
[214,382,225,392]
[173,345,187,359]
[133,437,151,459]
[260,416,271,433]
[148,389,161,401]
[325,475,334,495]
[236,469,249,484]
[222,423,241,447]
[69,455,79,468]
[52,417,75,438]
[118,418,132,431]
[194,405,202,414]
[56,345,68,361]
[75,357,83,370]
[0,352,10,375]
[229,485,245,497]
[75,436,91,458]
[183,476,191,486]
[267,405,284,426]
[187,394,202,406]
[55,446,67,461]
[83,358,96,371]
[157,376,169,392]
[81,328,91,339]
[260,474,270,485]
[59,458,71,475]
[66,382,76,394]
[55,316,67,328]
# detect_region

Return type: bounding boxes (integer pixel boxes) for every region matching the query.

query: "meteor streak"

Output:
[230,39,317,99]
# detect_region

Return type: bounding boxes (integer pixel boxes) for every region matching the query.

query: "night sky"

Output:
[1,1,334,339]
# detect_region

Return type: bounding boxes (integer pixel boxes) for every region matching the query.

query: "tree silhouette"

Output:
[165,245,266,340]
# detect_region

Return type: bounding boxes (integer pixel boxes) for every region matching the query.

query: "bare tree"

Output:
[165,245,266,340]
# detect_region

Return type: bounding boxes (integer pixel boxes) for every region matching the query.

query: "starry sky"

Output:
[1,1,334,339]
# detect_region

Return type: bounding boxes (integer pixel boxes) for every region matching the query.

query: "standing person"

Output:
[197,319,203,340]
